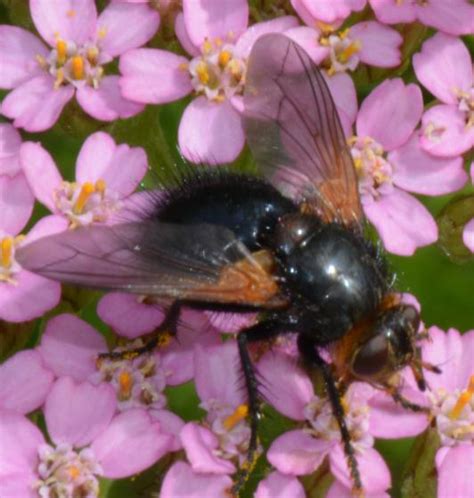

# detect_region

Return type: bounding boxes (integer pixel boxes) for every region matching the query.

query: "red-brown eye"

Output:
[351,333,389,378]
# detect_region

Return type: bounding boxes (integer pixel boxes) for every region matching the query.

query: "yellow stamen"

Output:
[56,39,67,65]
[1,237,13,269]
[316,21,334,35]
[118,370,133,398]
[218,50,232,68]
[68,465,80,480]
[54,68,64,89]
[339,41,361,64]
[95,179,106,195]
[87,46,99,65]
[202,39,213,55]
[73,182,95,214]
[449,375,474,420]
[353,157,363,173]
[339,28,350,40]
[223,404,248,430]
[71,55,84,80]
[196,62,210,85]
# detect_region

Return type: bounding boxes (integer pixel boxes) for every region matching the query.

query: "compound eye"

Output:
[401,305,420,332]
[351,333,389,379]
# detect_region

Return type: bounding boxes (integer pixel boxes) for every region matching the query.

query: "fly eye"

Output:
[351,333,389,379]
[400,305,420,332]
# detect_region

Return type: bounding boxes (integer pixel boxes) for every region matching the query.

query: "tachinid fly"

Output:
[16,34,438,496]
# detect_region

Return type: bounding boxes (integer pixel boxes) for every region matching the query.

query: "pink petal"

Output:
[413,33,471,104]
[356,79,422,151]
[1,75,74,132]
[76,75,144,121]
[91,409,172,478]
[422,327,474,392]
[0,473,38,498]
[96,2,160,57]
[38,313,106,381]
[420,104,474,157]
[75,131,147,197]
[330,445,390,494]
[45,377,116,447]
[161,309,219,386]
[463,219,474,253]
[437,445,474,498]
[19,141,63,213]
[284,26,329,65]
[350,21,402,68]
[363,188,438,256]
[183,0,249,49]
[234,16,299,59]
[257,351,313,421]
[30,0,97,46]
[255,472,305,498]
[415,0,474,36]
[0,410,44,476]
[0,269,61,322]
[0,26,47,88]
[267,430,334,475]
[0,173,34,234]
[194,342,244,406]
[290,0,321,26]
[0,123,22,177]
[179,97,245,164]
[327,480,389,498]
[325,72,358,127]
[181,422,236,474]
[369,0,416,24]
[160,461,233,498]
[119,48,192,104]
[0,350,53,415]
[97,292,165,338]
[175,13,200,56]
[150,409,185,452]
[301,0,366,23]
[389,134,467,195]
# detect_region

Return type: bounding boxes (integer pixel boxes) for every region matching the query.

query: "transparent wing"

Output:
[244,33,363,225]
[16,221,282,306]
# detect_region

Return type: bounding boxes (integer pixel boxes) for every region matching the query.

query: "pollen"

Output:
[338,41,361,64]
[223,404,248,430]
[449,375,474,420]
[73,182,95,214]
[56,39,67,65]
[218,50,232,68]
[202,39,213,55]
[68,465,80,480]
[118,370,133,399]
[71,55,85,80]
[316,20,334,35]
[95,179,106,195]
[1,237,13,269]
[196,62,210,85]
[87,47,99,66]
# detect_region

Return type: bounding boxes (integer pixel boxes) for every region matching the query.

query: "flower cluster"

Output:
[0,0,473,497]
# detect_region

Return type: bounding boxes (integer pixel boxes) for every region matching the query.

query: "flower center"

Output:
[94,342,168,411]
[429,375,474,446]
[320,29,361,75]
[35,443,102,497]
[36,37,105,90]
[455,87,474,128]
[349,136,394,200]
[0,234,24,284]
[188,37,246,102]
[53,179,120,227]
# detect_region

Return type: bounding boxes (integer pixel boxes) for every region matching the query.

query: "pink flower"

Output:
[0,350,54,414]
[292,0,366,24]
[413,33,474,157]
[369,0,474,36]
[120,0,298,164]
[0,207,66,322]
[258,350,428,495]
[420,327,474,498]
[0,124,22,177]
[0,0,160,131]
[20,131,148,228]
[349,78,467,255]
[0,378,171,496]
[255,471,305,498]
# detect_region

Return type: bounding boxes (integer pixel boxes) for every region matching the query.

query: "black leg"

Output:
[233,318,288,492]
[386,385,430,414]
[297,334,363,496]
[98,301,181,361]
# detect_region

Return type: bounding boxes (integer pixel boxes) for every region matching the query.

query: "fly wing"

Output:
[244,33,363,226]
[16,221,283,307]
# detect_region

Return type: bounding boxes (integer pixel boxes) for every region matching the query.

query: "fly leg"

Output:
[233,319,288,493]
[98,301,181,361]
[297,334,364,497]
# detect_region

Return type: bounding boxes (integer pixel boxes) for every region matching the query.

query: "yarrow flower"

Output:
[413,33,474,158]
[349,78,467,255]
[0,0,160,131]
[0,378,171,497]
[20,131,148,228]
[119,0,298,163]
